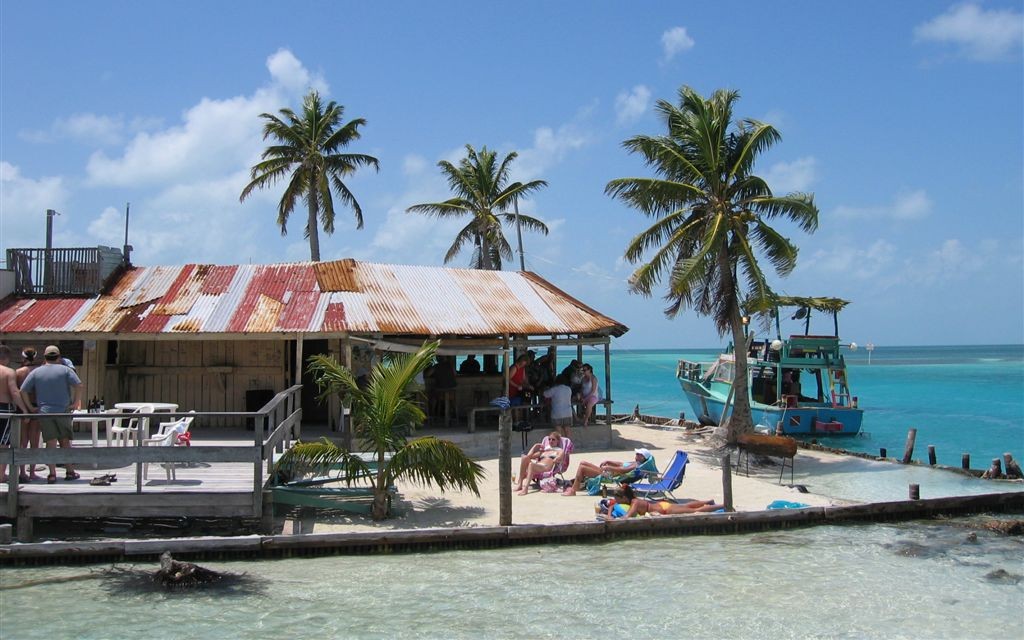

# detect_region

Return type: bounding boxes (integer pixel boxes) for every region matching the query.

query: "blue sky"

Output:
[1,1,1022,349]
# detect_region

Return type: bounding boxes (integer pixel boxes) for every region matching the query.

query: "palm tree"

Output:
[606,86,819,442]
[275,341,484,520]
[239,90,379,262]
[407,145,549,270]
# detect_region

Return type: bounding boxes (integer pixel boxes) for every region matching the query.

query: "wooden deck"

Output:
[1,386,303,540]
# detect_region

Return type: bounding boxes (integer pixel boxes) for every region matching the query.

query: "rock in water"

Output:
[154,551,225,590]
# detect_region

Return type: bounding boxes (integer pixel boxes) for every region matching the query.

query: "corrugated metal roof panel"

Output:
[314,259,358,292]
[0,259,627,338]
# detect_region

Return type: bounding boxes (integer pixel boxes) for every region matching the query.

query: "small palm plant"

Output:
[275,341,484,520]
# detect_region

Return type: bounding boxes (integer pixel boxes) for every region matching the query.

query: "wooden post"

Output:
[927,445,936,466]
[985,458,1003,479]
[0,523,12,544]
[961,453,970,471]
[721,454,734,512]
[909,484,920,500]
[901,428,917,464]
[1003,453,1023,479]
[879,447,887,459]
[498,334,512,527]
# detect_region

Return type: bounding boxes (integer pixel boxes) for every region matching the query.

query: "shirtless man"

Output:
[15,348,42,481]
[0,346,30,482]
[20,345,82,483]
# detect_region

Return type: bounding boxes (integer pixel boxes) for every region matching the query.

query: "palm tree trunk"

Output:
[718,249,753,444]
[307,193,321,262]
[372,456,388,521]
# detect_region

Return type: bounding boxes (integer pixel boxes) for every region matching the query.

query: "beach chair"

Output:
[629,450,689,501]
[530,435,573,489]
[109,404,154,446]
[142,414,194,480]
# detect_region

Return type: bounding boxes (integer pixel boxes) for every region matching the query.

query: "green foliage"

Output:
[276,341,484,520]
[406,144,549,270]
[239,90,380,261]
[607,86,820,439]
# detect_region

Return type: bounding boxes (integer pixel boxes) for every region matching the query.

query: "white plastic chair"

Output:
[109,404,154,446]
[142,413,194,480]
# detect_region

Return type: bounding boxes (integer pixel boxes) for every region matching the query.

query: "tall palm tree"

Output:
[407,145,549,270]
[239,90,379,262]
[275,341,484,520]
[606,86,819,442]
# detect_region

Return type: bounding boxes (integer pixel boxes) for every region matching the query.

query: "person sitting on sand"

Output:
[562,448,656,496]
[601,484,722,520]
[514,431,566,495]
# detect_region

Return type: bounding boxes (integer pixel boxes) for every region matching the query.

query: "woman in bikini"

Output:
[602,484,721,520]
[515,432,565,495]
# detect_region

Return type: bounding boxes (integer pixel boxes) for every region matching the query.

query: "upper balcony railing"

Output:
[6,246,125,296]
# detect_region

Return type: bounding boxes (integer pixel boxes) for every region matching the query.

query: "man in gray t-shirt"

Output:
[20,345,82,482]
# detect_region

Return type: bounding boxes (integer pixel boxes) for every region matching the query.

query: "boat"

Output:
[677,296,864,436]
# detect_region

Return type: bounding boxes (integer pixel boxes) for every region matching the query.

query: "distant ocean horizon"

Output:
[565,344,1024,469]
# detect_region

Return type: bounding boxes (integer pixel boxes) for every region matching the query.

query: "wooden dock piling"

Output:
[721,454,734,512]
[927,445,937,466]
[961,453,970,471]
[901,428,917,464]
[909,484,920,500]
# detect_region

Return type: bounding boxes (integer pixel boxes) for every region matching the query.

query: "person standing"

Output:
[19,345,82,483]
[15,348,42,481]
[0,346,30,483]
[542,374,574,438]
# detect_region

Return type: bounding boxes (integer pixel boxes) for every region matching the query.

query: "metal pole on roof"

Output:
[513,198,526,272]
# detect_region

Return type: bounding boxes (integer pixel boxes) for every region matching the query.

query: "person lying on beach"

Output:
[515,432,565,495]
[601,484,722,521]
[561,447,655,496]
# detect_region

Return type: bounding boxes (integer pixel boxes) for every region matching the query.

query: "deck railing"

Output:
[0,385,303,530]
[6,246,123,295]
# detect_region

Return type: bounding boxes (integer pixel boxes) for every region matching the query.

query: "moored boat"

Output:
[677,296,864,436]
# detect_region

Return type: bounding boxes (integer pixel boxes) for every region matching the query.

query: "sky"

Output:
[1,1,1022,350]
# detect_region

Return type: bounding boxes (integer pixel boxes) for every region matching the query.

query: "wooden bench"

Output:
[736,433,798,484]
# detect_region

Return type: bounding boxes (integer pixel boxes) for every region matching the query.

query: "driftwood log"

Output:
[154,551,225,589]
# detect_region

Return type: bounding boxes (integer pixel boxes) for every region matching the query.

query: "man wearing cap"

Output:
[19,345,82,483]
[561,447,658,496]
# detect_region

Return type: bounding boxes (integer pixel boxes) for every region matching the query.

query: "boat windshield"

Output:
[711,360,734,384]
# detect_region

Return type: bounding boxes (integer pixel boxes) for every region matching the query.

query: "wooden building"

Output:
[0,258,628,427]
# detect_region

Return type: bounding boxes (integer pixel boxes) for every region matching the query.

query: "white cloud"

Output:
[661,26,695,61]
[763,157,817,193]
[834,189,932,221]
[914,3,1024,61]
[799,239,898,284]
[266,48,327,94]
[402,154,428,176]
[20,113,166,146]
[0,162,69,251]
[513,124,590,182]
[85,49,326,188]
[615,85,651,124]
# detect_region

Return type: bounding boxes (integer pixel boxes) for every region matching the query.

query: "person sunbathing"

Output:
[561,448,655,496]
[515,432,565,495]
[602,484,722,520]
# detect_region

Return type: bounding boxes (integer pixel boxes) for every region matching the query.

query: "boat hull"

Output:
[680,379,863,436]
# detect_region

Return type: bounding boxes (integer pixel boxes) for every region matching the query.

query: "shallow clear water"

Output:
[2,521,1021,639]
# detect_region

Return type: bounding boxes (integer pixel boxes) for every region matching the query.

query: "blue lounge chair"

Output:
[630,450,688,501]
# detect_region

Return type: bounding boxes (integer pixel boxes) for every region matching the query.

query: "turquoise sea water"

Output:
[579,344,1024,469]
[2,521,1021,639]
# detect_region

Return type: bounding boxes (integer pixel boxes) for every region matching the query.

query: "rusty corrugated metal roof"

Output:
[0,260,628,339]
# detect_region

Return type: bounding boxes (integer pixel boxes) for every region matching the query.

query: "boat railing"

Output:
[676,359,705,381]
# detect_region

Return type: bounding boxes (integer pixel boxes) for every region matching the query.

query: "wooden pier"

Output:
[1,386,302,541]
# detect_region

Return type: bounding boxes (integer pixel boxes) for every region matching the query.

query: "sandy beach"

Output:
[310,422,845,533]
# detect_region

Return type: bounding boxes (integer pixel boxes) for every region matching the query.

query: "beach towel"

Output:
[766,499,810,510]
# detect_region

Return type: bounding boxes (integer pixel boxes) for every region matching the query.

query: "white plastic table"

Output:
[72,412,114,448]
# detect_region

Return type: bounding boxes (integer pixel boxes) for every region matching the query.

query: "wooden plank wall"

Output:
[102,340,288,427]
